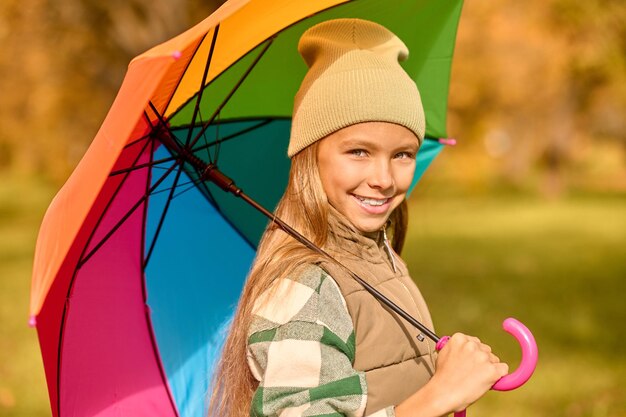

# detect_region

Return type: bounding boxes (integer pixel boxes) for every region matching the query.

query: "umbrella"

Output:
[29,1,465,416]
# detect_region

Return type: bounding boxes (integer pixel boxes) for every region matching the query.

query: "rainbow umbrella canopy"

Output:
[29,1,464,416]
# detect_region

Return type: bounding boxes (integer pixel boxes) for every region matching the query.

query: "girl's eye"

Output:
[394,151,415,160]
[349,149,367,157]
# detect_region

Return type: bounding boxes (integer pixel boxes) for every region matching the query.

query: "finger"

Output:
[479,343,492,353]
[452,332,469,342]
[468,336,481,345]
[496,362,510,376]
[449,333,471,347]
[489,353,501,364]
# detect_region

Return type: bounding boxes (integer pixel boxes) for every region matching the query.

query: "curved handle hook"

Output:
[491,317,538,391]
[435,318,538,417]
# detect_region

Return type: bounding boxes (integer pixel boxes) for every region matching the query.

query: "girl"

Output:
[210,18,508,417]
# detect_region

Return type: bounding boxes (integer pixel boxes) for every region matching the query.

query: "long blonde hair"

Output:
[208,142,409,417]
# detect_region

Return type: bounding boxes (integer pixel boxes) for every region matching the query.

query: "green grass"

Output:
[1,175,624,416]
[405,195,626,417]
[0,176,55,417]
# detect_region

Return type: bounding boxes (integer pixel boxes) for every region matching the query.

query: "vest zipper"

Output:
[382,229,433,352]
[382,228,397,273]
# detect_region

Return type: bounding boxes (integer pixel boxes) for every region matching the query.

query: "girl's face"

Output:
[317,122,418,233]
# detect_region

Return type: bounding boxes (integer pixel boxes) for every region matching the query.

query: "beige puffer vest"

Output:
[319,209,437,414]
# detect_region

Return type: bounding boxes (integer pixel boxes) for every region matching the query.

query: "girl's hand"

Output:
[395,333,508,417]
[430,332,509,413]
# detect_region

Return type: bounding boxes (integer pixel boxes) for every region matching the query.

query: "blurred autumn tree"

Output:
[445,0,626,195]
[0,0,624,192]
[0,0,225,182]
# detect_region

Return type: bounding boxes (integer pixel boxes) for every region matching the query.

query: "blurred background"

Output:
[0,0,624,416]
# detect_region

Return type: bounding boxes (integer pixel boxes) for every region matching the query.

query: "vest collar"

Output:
[325,205,391,266]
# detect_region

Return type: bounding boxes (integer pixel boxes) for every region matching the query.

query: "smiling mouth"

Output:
[352,195,390,207]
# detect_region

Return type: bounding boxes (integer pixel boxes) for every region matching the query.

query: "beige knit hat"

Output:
[288,18,425,158]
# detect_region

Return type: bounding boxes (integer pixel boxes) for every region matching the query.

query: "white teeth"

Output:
[355,196,388,206]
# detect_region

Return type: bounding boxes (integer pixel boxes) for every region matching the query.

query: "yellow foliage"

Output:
[0,0,624,193]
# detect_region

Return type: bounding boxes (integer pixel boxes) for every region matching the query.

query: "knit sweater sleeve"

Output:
[246,265,394,417]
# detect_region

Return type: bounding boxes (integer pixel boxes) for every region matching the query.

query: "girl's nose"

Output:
[367,159,394,190]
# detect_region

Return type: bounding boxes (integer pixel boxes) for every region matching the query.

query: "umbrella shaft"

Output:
[198,164,440,344]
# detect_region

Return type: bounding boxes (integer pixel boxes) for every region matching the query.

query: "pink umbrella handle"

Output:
[435,318,538,417]
[491,317,538,391]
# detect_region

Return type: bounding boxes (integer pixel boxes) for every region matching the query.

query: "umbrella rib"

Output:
[78,134,156,265]
[184,24,220,147]
[147,102,187,151]
[143,159,186,268]
[196,109,214,165]
[115,118,273,176]
[147,173,212,198]
[169,115,278,132]
[54,131,155,417]
[152,173,208,200]
[196,174,221,209]
[139,136,182,417]
[162,27,210,117]
[123,111,160,149]
[55,284,72,417]
[141,135,155,284]
[213,113,220,162]
[177,118,274,153]
[78,158,181,268]
[187,37,274,151]
[171,180,202,200]
[123,133,152,150]
[110,155,179,176]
